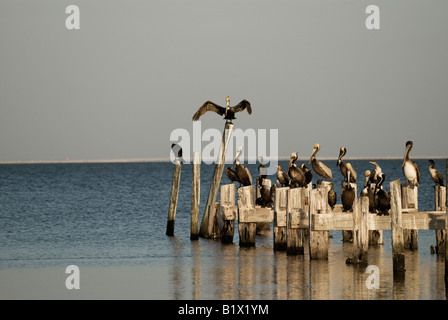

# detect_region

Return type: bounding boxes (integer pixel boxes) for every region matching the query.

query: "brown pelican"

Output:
[225,165,239,184]
[288,152,306,188]
[328,183,337,210]
[192,96,252,123]
[276,164,289,187]
[309,143,332,182]
[374,173,391,216]
[402,141,420,187]
[341,163,355,212]
[300,163,313,185]
[234,147,252,187]
[429,160,444,186]
[368,161,382,183]
[337,146,357,183]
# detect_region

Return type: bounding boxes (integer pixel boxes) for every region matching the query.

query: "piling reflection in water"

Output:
[167,228,446,300]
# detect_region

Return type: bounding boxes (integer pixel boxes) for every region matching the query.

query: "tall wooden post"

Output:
[390,179,405,279]
[220,183,237,244]
[435,185,447,254]
[309,186,329,260]
[401,184,418,250]
[199,122,234,238]
[238,185,257,246]
[166,160,182,236]
[350,196,369,265]
[190,152,201,240]
[273,187,289,251]
[286,187,308,255]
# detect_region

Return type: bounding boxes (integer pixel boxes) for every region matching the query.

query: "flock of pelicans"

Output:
[224,141,445,216]
[190,96,445,215]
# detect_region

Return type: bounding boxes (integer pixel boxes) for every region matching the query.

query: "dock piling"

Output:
[166,159,182,236]
[390,179,405,278]
[190,152,201,240]
[273,187,289,251]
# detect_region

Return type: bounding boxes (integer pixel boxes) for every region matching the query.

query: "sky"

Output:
[0,0,447,162]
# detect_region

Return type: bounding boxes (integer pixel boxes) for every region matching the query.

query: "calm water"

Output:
[0,159,446,299]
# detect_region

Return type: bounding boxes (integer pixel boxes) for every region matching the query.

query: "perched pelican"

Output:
[258,156,268,180]
[192,96,252,123]
[374,173,391,216]
[429,160,444,186]
[328,183,337,210]
[341,163,355,212]
[234,147,252,187]
[276,165,289,187]
[368,161,382,183]
[300,163,313,186]
[309,143,332,182]
[402,141,420,187]
[288,152,306,188]
[337,147,357,183]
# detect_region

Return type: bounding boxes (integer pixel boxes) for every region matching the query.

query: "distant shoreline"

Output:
[0,155,446,165]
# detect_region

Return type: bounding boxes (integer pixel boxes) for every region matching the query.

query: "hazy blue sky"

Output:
[1,0,447,162]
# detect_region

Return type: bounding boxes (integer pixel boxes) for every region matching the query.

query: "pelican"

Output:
[328,183,337,210]
[368,161,382,183]
[288,152,306,188]
[192,96,252,123]
[309,143,332,182]
[225,165,239,184]
[337,146,357,183]
[341,163,355,212]
[300,163,313,186]
[402,141,420,187]
[276,164,289,187]
[258,176,273,206]
[429,160,444,186]
[234,147,252,187]
[374,173,391,216]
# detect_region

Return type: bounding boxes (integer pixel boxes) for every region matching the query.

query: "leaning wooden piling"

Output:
[238,185,257,246]
[390,179,405,278]
[199,122,234,238]
[309,185,330,260]
[401,184,418,250]
[273,187,289,251]
[166,160,182,236]
[435,185,446,254]
[190,152,201,240]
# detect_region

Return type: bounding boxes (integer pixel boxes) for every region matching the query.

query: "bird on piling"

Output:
[368,161,382,183]
[234,147,252,187]
[428,160,444,186]
[374,173,391,216]
[288,152,306,188]
[257,176,273,207]
[362,170,375,213]
[309,143,332,183]
[328,183,337,210]
[341,163,356,212]
[192,96,252,123]
[171,143,183,163]
[337,146,357,183]
[402,141,420,187]
[225,165,239,184]
[276,164,290,187]
[258,156,268,180]
[300,163,313,186]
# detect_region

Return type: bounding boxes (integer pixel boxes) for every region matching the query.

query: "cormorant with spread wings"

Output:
[192,96,252,123]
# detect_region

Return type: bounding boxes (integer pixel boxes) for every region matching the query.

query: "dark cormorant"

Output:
[328,183,337,210]
[192,96,252,123]
[374,173,391,216]
[429,159,444,186]
[341,163,355,212]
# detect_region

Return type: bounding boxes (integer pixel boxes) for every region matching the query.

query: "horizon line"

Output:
[1,155,447,165]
